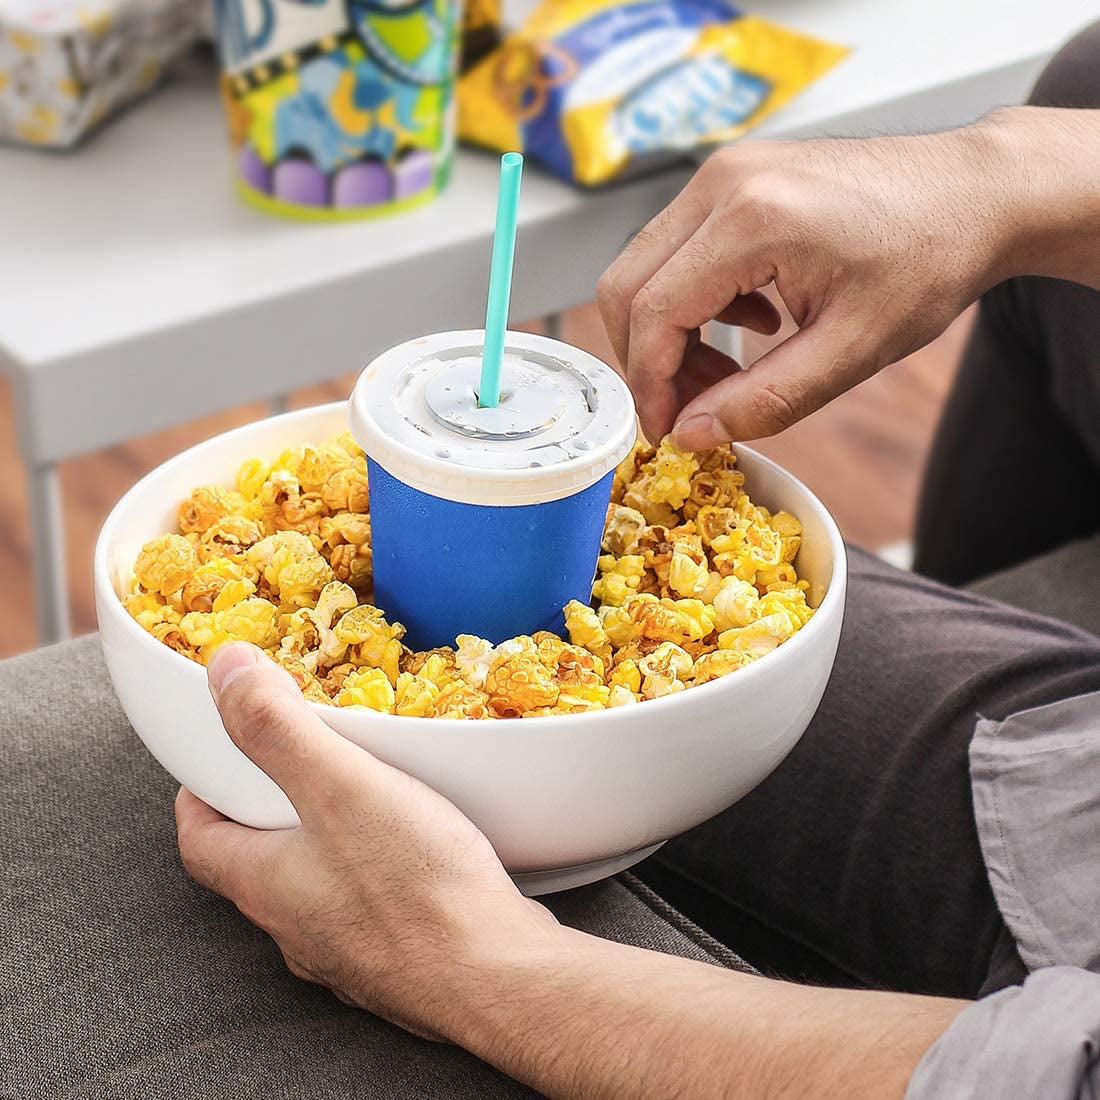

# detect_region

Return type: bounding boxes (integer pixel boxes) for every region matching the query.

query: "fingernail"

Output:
[208,642,260,698]
[673,413,722,451]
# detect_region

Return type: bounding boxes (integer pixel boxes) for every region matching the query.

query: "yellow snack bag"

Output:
[458,0,847,185]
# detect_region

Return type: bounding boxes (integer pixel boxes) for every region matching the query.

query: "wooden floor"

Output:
[0,302,971,659]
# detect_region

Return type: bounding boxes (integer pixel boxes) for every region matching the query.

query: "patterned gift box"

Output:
[0,0,201,148]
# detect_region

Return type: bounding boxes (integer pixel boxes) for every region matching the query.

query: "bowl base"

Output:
[512,842,666,897]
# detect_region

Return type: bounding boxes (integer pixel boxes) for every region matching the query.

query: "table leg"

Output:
[27,461,70,644]
[268,394,290,416]
[543,312,563,341]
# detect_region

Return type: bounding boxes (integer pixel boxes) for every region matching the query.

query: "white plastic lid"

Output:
[348,330,637,506]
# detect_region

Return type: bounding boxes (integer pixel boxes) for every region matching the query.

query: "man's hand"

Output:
[597,107,1100,450]
[175,641,553,1040]
[178,643,966,1098]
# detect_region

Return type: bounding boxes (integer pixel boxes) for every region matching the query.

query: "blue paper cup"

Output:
[348,330,637,650]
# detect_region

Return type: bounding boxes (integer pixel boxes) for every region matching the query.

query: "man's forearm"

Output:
[982,106,1100,290]
[445,925,965,1099]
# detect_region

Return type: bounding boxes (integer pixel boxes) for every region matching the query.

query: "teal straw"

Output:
[479,152,524,408]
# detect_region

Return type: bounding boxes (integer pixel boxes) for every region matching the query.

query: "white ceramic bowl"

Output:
[95,403,846,894]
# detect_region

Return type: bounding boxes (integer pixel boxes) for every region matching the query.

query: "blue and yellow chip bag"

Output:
[458,0,847,186]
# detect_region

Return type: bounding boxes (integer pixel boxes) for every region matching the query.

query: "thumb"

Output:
[207,642,377,819]
[671,318,871,448]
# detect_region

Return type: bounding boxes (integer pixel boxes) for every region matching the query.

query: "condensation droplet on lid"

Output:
[529,461,543,468]
[575,439,592,451]
[435,447,451,458]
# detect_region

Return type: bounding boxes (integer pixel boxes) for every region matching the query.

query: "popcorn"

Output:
[336,667,396,712]
[602,504,647,557]
[129,431,814,717]
[486,652,560,717]
[563,600,611,664]
[455,634,495,688]
[134,534,198,597]
[179,486,243,536]
[431,682,491,719]
[591,554,645,606]
[712,577,760,632]
[395,673,440,717]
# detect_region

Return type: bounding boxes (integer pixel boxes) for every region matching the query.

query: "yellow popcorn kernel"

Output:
[320,511,370,546]
[135,534,199,597]
[780,537,803,564]
[178,486,242,535]
[598,602,638,648]
[691,649,753,685]
[277,608,323,670]
[757,588,815,632]
[552,643,605,687]
[635,525,675,587]
[712,577,761,631]
[486,652,559,717]
[278,655,327,702]
[639,641,693,682]
[430,682,490,719]
[212,578,256,612]
[403,648,460,689]
[314,581,359,626]
[610,439,653,504]
[320,662,356,698]
[621,477,681,528]
[492,636,537,661]
[454,634,495,689]
[695,445,739,474]
[247,531,334,608]
[124,589,168,623]
[328,542,372,588]
[698,571,724,605]
[744,522,783,569]
[199,516,264,566]
[534,633,570,667]
[218,597,280,649]
[650,437,700,509]
[608,658,641,695]
[591,554,645,607]
[321,459,370,515]
[236,457,272,501]
[685,468,745,514]
[302,678,333,705]
[770,511,803,538]
[332,430,364,459]
[608,684,639,707]
[336,667,396,712]
[295,443,354,495]
[696,506,738,547]
[755,563,800,590]
[260,469,326,537]
[718,613,796,658]
[335,605,405,684]
[395,673,440,717]
[668,548,709,599]
[602,504,647,557]
[628,595,715,644]
[152,618,198,660]
[554,681,610,713]
[563,599,611,664]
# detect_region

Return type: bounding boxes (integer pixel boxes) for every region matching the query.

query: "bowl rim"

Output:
[94,401,848,737]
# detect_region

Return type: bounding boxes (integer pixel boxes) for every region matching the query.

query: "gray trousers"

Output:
[6,22,1100,1100]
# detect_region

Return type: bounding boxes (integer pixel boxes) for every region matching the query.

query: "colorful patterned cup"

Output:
[213,0,458,219]
[348,329,637,648]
